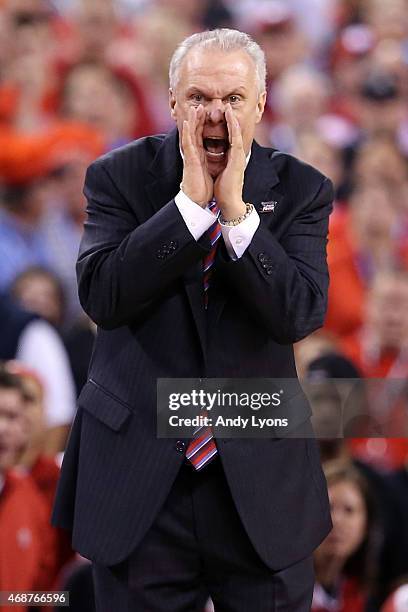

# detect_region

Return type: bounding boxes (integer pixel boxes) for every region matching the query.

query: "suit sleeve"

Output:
[77,160,211,329]
[216,177,334,344]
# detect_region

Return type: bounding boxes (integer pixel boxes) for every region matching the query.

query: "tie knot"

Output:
[209,198,219,214]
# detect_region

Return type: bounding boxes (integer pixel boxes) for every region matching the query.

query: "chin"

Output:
[207,159,227,178]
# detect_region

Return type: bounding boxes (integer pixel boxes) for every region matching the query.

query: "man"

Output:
[52,29,333,610]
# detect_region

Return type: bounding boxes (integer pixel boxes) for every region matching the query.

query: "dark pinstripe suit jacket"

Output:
[52,128,333,571]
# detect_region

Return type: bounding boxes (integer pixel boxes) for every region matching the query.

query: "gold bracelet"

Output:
[219,203,254,226]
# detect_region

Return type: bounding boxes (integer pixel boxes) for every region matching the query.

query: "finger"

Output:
[196,105,205,151]
[225,104,243,152]
[225,103,233,147]
[225,106,244,170]
[187,105,197,149]
[182,118,194,158]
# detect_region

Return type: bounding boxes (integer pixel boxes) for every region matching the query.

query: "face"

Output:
[321,480,367,560]
[14,274,62,327]
[307,382,343,438]
[169,47,266,177]
[0,387,26,472]
[21,376,45,445]
[351,185,397,242]
[367,276,408,349]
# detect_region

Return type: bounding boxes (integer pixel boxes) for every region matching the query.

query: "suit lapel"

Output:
[243,141,281,207]
[144,134,284,351]
[145,129,207,356]
[145,128,183,214]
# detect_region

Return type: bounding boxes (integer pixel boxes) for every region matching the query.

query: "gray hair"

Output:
[169,28,267,93]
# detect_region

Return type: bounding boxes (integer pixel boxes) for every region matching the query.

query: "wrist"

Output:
[219,200,246,221]
[179,183,208,208]
[220,203,253,226]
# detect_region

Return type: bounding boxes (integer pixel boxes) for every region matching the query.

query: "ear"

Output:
[169,88,177,122]
[255,91,267,124]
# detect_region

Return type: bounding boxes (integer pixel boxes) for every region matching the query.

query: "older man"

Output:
[52,29,333,611]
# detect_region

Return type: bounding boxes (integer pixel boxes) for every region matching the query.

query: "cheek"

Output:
[346,514,367,552]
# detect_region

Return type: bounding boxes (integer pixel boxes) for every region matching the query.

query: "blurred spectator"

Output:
[37,150,94,324]
[342,270,408,378]
[60,60,153,147]
[382,582,408,611]
[340,270,408,470]
[330,24,375,115]
[0,180,52,292]
[0,365,56,610]
[242,1,308,83]
[266,64,356,152]
[66,0,125,63]
[306,354,407,605]
[5,362,75,585]
[325,183,403,338]
[362,0,408,43]
[295,330,339,379]
[0,127,103,324]
[130,5,192,132]
[304,352,365,439]
[385,463,408,586]
[295,131,346,194]
[354,71,408,155]
[0,295,76,454]
[10,266,65,329]
[353,137,408,195]
[312,461,380,612]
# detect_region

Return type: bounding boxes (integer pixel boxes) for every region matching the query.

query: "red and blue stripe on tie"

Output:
[186,198,220,470]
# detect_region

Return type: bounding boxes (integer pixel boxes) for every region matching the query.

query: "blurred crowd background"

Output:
[0,0,407,610]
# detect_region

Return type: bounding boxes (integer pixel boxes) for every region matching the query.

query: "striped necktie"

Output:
[202,198,221,309]
[185,199,220,470]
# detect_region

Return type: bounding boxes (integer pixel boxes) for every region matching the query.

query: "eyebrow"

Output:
[186,86,247,97]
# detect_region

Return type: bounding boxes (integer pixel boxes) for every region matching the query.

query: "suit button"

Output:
[169,240,178,250]
[156,250,164,259]
[258,252,266,262]
[266,268,274,275]
[175,441,185,453]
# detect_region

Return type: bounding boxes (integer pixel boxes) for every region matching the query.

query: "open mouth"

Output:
[203,137,229,159]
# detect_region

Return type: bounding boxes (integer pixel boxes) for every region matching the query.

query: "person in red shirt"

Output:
[5,362,75,586]
[341,270,408,379]
[312,461,379,612]
[0,364,55,612]
[325,182,402,340]
[340,270,408,470]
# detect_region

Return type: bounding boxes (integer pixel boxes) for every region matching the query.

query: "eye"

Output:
[228,95,241,104]
[190,93,203,104]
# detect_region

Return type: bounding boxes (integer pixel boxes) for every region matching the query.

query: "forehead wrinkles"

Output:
[178,49,256,93]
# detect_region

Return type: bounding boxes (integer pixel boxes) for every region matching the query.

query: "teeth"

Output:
[206,150,225,158]
[203,136,227,159]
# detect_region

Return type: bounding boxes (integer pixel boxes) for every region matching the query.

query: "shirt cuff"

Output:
[174,190,217,240]
[220,207,260,259]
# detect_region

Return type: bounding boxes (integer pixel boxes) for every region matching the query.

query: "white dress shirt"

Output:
[175,149,260,260]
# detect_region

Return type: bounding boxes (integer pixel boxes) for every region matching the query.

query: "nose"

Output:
[206,99,226,124]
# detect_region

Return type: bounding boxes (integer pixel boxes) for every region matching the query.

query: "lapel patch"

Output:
[260,201,277,213]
